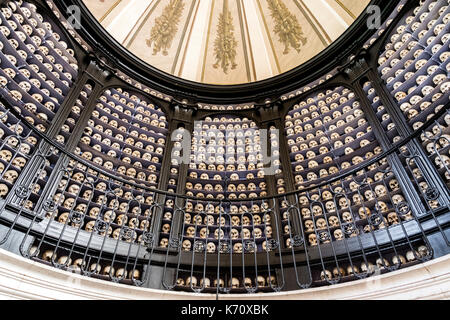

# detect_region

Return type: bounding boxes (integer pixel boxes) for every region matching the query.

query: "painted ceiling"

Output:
[83,0,371,85]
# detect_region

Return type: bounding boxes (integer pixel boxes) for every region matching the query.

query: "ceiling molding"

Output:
[52,0,400,104]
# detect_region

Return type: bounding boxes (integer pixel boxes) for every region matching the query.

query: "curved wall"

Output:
[0,248,448,300]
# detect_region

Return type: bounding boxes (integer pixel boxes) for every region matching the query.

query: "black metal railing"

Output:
[0,83,448,293]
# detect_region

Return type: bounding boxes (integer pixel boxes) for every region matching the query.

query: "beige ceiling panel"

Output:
[82,0,370,85]
[201,0,250,85]
[179,0,212,81]
[257,0,328,75]
[84,0,123,22]
[125,0,196,74]
[337,0,371,19]
[302,0,349,40]
[242,0,275,82]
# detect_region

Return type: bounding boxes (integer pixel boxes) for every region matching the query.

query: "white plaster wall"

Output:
[0,249,449,300]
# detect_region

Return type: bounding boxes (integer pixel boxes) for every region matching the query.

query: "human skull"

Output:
[230,229,239,240]
[233,242,243,253]
[199,227,209,239]
[242,228,251,239]
[265,226,273,238]
[332,267,345,278]
[387,212,399,225]
[316,218,327,230]
[334,229,344,241]
[159,238,169,248]
[325,201,336,213]
[374,185,387,197]
[308,234,317,246]
[256,276,266,287]
[214,278,225,288]
[304,220,314,232]
[312,205,323,216]
[342,211,353,223]
[358,207,370,219]
[375,258,390,270]
[360,262,375,274]
[320,270,332,281]
[200,278,211,288]
[41,250,55,262]
[182,240,192,251]
[417,245,430,258]
[392,255,406,265]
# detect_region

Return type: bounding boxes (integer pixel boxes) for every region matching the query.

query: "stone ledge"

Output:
[0,249,449,300]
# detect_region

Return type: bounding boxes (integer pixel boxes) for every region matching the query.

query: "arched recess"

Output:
[0,0,79,201]
[376,0,450,205]
[283,86,413,252]
[159,115,277,255]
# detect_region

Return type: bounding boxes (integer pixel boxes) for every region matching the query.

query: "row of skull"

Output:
[38,249,140,279]
[3,89,56,132]
[412,107,449,147]
[2,1,76,59]
[85,119,166,147]
[187,171,269,182]
[279,72,335,101]
[381,38,449,76]
[0,52,73,102]
[189,153,271,165]
[319,245,430,280]
[85,119,165,150]
[183,213,271,226]
[54,213,153,246]
[301,208,409,234]
[380,2,448,59]
[289,128,371,154]
[187,161,269,174]
[422,118,450,181]
[61,180,154,203]
[73,150,159,183]
[393,79,450,105]
[379,0,450,188]
[380,5,450,91]
[190,144,265,156]
[293,152,386,184]
[292,140,375,171]
[277,185,404,209]
[82,131,165,156]
[0,8,76,83]
[114,71,169,100]
[286,103,361,130]
[159,237,272,253]
[177,275,276,289]
[185,191,267,200]
[93,104,166,130]
[185,182,266,193]
[79,137,163,166]
[286,111,367,136]
[101,88,165,115]
[293,189,398,216]
[181,226,273,240]
[185,202,270,213]
[286,90,356,122]
[55,192,154,217]
[287,88,355,116]
[303,212,414,246]
[56,203,151,228]
[197,103,254,110]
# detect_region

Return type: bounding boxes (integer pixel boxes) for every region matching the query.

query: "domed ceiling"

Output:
[83,0,370,85]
